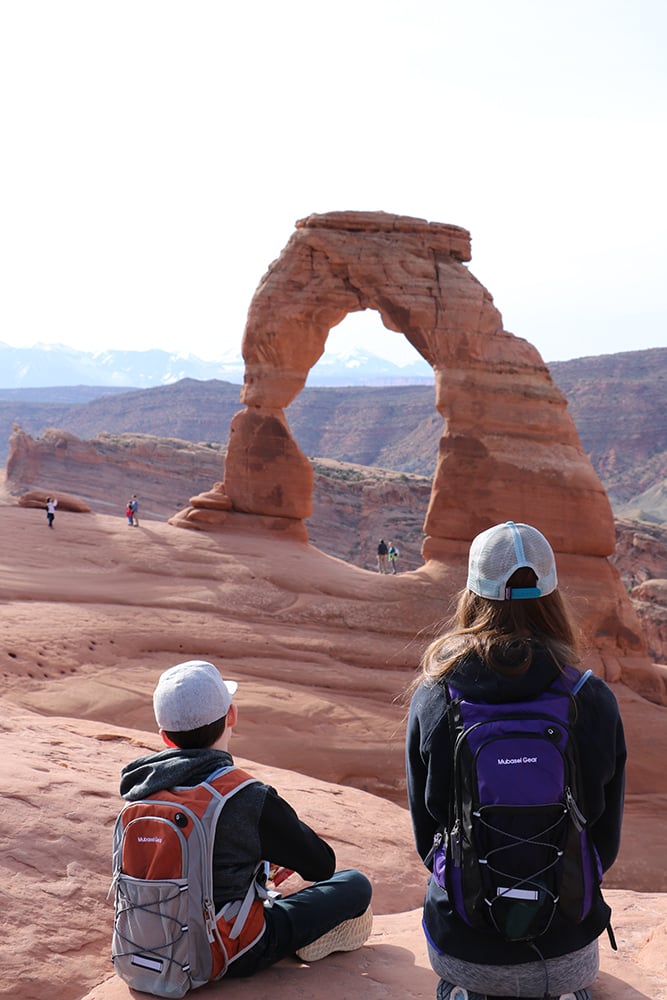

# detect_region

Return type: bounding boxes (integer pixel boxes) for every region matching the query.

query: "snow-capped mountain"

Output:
[0,342,433,389]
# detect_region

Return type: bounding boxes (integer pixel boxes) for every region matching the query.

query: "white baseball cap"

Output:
[153,660,237,731]
[466,521,558,601]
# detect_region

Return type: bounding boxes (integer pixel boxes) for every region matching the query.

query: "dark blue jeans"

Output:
[225,868,372,978]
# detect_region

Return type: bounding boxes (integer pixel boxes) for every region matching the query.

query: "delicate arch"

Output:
[177,211,615,561]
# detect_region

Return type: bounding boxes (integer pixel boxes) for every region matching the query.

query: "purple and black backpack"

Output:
[431,666,603,942]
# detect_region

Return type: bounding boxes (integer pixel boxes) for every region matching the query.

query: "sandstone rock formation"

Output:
[4,427,432,573]
[171,211,645,666]
[6,423,227,521]
[18,489,91,513]
[549,348,667,512]
[1,498,666,1000]
[180,211,611,545]
[614,519,667,588]
[3,350,665,520]
[613,520,667,665]
[631,579,667,665]
[1,210,665,1000]
[7,423,667,665]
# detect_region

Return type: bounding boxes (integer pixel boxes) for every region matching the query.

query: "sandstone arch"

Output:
[176,210,614,559]
[171,210,649,661]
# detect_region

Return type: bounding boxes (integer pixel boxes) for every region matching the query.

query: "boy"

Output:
[119,660,373,979]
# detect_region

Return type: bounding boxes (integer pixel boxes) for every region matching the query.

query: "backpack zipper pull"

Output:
[450,820,462,867]
[565,787,587,832]
[424,830,443,867]
[203,897,218,944]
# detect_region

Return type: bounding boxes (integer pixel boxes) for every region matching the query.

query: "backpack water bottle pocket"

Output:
[490,880,553,942]
[112,873,192,999]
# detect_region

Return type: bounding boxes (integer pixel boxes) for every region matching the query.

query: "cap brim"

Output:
[224,679,238,697]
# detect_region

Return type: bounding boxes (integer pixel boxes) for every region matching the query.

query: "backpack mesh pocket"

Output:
[475,802,567,941]
[112,874,192,999]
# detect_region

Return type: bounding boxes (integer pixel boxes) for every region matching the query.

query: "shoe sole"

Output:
[296,905,373,962]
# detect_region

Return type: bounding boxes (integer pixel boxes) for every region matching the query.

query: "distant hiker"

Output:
[388,543,399,574]
[406,521,626,1000]
[125,501,133,526]
[45,496,58,528]
[112,660,372,993]
[377,538,388,573]
[129,494,139,527]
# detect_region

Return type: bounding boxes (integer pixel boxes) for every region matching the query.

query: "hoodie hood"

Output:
[119,747,234,800]
[446,643,564,703]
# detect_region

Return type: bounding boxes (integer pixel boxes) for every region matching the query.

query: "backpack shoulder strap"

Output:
[443,678,466,732]
[204,766,270,945]
[442,680,465,841]
[206,765,260,803]
[571,667,593,695]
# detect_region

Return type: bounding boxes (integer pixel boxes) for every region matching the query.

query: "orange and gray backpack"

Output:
[110,765,270,998]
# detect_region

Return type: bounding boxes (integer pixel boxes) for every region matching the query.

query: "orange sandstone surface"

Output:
[1,488,666,1000]
[2,211,666,999]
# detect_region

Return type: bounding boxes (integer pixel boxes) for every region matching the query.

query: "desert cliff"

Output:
[2,349,665,522]
[7,423,667,671]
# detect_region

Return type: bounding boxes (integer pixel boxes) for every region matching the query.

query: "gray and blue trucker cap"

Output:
[466,521,558,600]
[153,660,238,731]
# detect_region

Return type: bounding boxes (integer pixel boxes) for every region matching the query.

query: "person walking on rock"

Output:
[129,494,139,527]
[377,539,388,573]
[45,496,58,528]
[388,543,400,574]
[406,521,626,1000]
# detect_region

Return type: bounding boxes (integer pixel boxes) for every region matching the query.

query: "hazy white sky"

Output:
[1,0,665,366]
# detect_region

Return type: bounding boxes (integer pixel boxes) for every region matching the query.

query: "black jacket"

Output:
[406,646,626,964]
[120,747,335,909]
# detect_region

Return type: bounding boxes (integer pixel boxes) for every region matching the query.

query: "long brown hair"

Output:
[417,567,580,688]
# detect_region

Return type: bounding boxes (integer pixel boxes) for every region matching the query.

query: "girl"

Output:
[45,496,58,528]
[406,521,626,1000]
